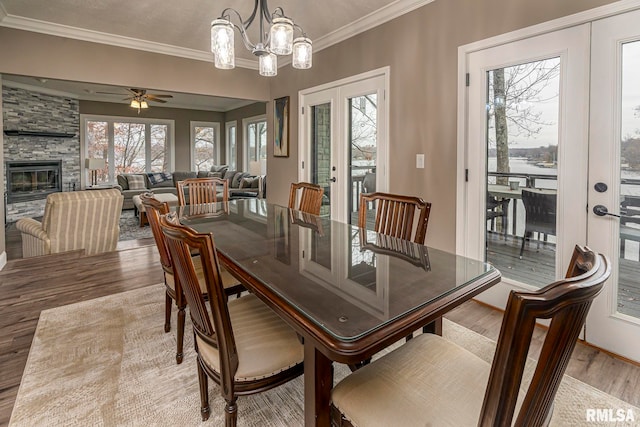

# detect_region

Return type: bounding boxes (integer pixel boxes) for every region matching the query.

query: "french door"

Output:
[299,69,389,223]
[460,9,640,362]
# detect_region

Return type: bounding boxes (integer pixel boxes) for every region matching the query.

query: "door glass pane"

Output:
[485,58,560,287]
[114,123,145,174]
[193,126,215,172]
[86,120,108,183]
[311,103,331,217]
[151,124,168,172]
[348,94,377,225]
[618,40,640,318]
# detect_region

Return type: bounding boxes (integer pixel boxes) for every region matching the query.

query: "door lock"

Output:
[329,177,337,183]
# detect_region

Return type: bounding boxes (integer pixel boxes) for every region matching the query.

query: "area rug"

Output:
[119,209,152,241]
[10,285,639,426]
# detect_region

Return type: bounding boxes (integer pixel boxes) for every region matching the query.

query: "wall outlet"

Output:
[416,154,425,169]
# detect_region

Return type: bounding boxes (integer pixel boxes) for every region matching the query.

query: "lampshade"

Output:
[249,159,267,176]
[292,37,312,69]
[259,53,278,76]
[211,19,235,69]
[140,101,149,109]
[269,17,293,55]
[130,99,141,109]
[85,158,106,170]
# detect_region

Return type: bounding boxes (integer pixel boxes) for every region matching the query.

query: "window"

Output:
[243,115,267,170]
[82,115,174,184]
[191,121,220,172]
[226,120,237,170]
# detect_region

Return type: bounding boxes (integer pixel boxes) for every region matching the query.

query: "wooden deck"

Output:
[486,231,640,318]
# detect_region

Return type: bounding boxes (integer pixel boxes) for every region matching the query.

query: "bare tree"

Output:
[350,95,377,161]
[488,59,560,184]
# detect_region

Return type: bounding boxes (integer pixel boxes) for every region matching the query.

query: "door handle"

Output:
[593,205,621,218]
[329,177,336,183]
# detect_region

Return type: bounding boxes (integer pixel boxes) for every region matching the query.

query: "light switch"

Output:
[416,154,425,169]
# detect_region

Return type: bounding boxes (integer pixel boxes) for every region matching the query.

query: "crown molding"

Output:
[0,0,432,71]
[3,79,79,99]
[313,0,435,53]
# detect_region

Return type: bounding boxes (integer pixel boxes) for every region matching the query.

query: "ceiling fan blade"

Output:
[145,95,169,102]
[149,94,173,98]
[95,91,126,96]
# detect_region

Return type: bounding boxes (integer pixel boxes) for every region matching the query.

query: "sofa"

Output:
[117,166,264,210]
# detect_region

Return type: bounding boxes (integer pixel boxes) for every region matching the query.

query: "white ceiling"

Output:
[0,0,432,110]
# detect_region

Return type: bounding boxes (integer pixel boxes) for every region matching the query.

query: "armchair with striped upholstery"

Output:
[16,189,124,257]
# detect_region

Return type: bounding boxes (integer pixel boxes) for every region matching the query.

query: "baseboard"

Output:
[0,251,7,271]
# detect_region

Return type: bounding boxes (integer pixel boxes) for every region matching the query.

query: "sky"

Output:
[498,40,640,149]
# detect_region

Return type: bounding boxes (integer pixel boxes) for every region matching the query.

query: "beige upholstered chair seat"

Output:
[332,333,523,427]
[196,294,304,382]
[164,255,239,294]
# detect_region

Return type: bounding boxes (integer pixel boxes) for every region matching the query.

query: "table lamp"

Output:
[85,158,106,186]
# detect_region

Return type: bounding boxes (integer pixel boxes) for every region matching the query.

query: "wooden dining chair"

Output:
[140,193,244,364]
[176,177,228,206]
[159,213,304,425]
[288,182,324,215]
[359,192,432,244]
[331,245,610,427]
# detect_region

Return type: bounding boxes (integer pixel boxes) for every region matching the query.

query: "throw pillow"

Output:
[208,171,223,178]
[223,170,237,184]
[240,177,260,189]
[197,171,210,178]
[210,164,229,174]
[147,172,171,186]
[127,174,147,190]
[116,174,129,190]
[231,172,249,188]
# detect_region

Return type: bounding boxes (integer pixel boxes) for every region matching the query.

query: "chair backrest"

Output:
[159,213,238,393]
[42,188,123,255]
[521,189,556,234]
[176,177,229,206]
[288,182,324,215]
[358,228,430,271]
[479,245,610,426]
[139,193,172,274]
[358,192,431,244]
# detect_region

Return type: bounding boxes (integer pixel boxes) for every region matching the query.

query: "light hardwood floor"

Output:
[0,239,638,425]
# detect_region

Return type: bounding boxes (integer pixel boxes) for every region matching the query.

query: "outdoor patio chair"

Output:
[520,189,557,259]
[331,245,610,427]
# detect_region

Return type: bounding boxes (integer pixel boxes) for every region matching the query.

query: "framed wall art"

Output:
[273,96,289,157]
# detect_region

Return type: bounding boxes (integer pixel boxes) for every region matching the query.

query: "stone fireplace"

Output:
[2,85,80,223]
[6,160,63,203]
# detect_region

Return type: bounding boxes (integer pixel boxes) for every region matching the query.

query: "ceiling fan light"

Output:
[259,53,278,77]
[140,100,149,109]
[130,99,141,109]
[292,37,312,69]
[270,17,293,55]
[211,19,235,69]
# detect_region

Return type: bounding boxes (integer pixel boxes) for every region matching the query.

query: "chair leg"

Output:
[519,231,528,259]
[197,360,211,421]
[164,293,172,333]
[225,398,238,427]
[176,303,185,364]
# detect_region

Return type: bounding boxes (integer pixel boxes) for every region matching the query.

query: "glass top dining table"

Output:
[177,198,501,426]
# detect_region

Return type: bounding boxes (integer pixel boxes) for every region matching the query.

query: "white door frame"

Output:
[299,67,390,222]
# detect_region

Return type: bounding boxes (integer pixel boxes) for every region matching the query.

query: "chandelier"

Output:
[210,0,312,77]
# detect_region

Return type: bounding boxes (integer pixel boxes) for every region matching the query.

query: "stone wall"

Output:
[2,86,80,222]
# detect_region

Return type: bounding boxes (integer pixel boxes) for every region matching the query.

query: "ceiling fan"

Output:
[95,88,173,112]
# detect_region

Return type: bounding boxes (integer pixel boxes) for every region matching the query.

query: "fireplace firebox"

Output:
[6,160,63,203]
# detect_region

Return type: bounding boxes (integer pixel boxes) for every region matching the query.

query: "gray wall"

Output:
[0,0,619,259]
[0,75,4,262]
[268,0,616,252]
[224,102,269,171]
